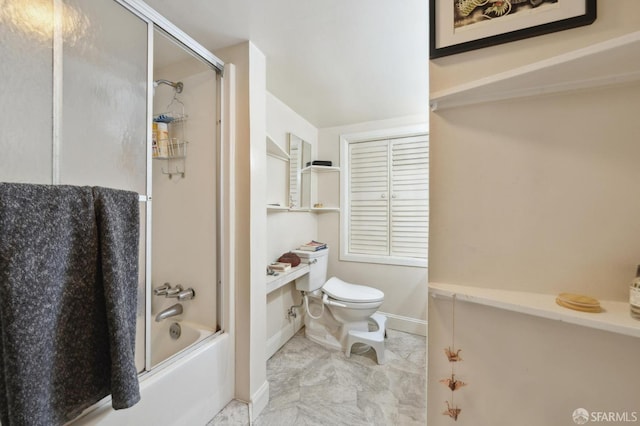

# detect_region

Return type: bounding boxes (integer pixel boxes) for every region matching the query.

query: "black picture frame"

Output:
[430,0,597,59]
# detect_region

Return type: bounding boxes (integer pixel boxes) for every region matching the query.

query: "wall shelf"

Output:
[266,205,335,213]
[301,165,340,174]
[266,263,310,294]
[266,205,312,213]
[301,165,340,212]
[153,112,189,179]
[429,282,640,339]
[430,31,640,111]
[266,134,289,161]
[311,207,340,213]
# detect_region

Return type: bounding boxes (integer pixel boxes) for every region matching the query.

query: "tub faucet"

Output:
[155,303,183,322]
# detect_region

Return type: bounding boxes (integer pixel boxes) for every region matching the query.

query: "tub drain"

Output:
[169,322,181,340]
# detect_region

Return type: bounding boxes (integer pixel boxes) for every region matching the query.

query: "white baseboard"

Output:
[378,311,427,336]
[266,316,304,359]
[250,380,269,421]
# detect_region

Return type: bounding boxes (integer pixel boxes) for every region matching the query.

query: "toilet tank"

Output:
[292,248,329,292]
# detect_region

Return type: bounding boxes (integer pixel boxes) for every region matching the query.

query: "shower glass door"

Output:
[61,0,148,373]
[0,0,54,183]
[150,28,219,367]
[60,0,147,194]
[0,0,149,373]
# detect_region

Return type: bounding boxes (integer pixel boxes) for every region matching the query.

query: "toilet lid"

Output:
[322,277,384,303]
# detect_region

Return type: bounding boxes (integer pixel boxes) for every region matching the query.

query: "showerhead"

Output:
[153,79,183,93]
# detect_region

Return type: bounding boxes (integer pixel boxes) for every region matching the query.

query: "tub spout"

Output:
[155,303,183,322]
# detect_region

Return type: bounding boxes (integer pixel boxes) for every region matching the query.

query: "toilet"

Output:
[293,248,387,364]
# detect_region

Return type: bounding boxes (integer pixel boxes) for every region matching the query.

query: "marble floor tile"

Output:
[207,399,250,426]
[209,328,426,425]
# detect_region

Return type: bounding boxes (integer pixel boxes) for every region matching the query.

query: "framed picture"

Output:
[430,0,597,58]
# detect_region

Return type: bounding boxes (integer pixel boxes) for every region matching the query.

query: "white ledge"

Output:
[266,134,289,161]
[301,165,340,173]
[310,207,340,212]
[430,31,640,111]
[429,282,640,339]
[266,264,309,294]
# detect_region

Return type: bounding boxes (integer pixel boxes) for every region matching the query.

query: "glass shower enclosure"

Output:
[0,0,223,376]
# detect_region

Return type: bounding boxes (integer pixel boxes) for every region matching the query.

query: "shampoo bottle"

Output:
[630,265,640,320]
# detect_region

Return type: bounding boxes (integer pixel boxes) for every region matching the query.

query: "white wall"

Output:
[428,297,640,426]
[248,44,269,417]
[428,1,640,424]
[318,114,429,335]
[430,83,640,299]
[215,41,269,419]
[430,0,640,94]
[266,92,318,263]
[265,92,318,357]
[430,3,640,298]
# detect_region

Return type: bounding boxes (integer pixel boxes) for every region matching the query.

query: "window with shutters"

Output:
[340,128,428,268]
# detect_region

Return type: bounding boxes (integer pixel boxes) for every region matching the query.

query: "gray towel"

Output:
[0,183,141,426]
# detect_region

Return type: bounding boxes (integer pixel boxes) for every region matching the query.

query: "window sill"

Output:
[340,252,427,268]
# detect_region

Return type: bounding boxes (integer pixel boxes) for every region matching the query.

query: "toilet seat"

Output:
[322,277,384,303]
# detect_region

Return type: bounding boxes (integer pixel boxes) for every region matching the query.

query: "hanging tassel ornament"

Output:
[441,294,466,421]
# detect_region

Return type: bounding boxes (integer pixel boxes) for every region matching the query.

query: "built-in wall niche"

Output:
[302,165,340,212]
[266,133,340,212]
[288,133,311,210]
[266,135,290,210]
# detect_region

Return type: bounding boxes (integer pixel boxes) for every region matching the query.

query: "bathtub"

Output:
[150,320,215,367]
[73,324,234,426]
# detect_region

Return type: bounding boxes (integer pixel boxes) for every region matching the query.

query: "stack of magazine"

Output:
[298,240,327,251]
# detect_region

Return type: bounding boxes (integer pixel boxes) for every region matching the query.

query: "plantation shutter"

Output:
[390,135,429,258]
[347,135,428,260]
[348,140,389,255]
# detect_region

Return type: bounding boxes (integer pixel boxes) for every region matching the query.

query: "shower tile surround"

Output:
[209,328,426,425]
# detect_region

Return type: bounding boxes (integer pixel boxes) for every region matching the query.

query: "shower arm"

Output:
[154,79,183,93]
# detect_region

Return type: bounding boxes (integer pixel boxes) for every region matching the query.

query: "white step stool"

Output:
[345,313,387,365]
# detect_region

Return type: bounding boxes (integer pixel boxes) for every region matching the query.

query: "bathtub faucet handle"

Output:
[177,288,196,301]
[153,282,172,296]
[165,284,184,297]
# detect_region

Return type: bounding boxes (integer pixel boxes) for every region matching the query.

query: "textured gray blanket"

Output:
[0,183,141,425]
